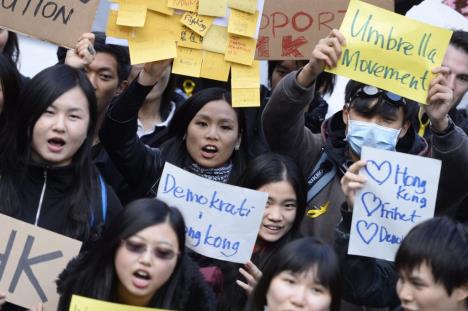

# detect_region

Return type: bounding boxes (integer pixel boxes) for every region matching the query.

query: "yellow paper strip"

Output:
[167,0,198,12]
[116,0,148,27]
[200,51,231,81]
[148,0,174,15]
[231,61,260,88]
[202,25,228,54]
[177,25,204,49]
[228,0,257,14]
[225,34,256,66]
[326,0,452,104]
[172,47,203,77]
[228,9,258,38]
[180,12,214,37]
[128,35,176,65]
[106,10,135,39]
[69,295,169,311]
[198,0,227,17]
[232,88,260,107]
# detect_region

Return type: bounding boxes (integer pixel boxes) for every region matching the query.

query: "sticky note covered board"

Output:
[69,295,170,311]
[326,0,452,104]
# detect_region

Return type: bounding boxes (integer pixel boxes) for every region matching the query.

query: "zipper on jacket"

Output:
[34,170,48,226]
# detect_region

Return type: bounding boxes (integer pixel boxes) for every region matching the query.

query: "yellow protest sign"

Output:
[228,0,257,14]
[167,0,198,12]
[172,47,203,77]
[106,10,135,39]
[148,0,174,15]
[225,35,256,66]
[202,25,228,54]
[198,0,228,17]
[116,0,148,27]
[69,295,169,311]
[201,51,231,81]
[231,61,260,107]
[326,0,452,104]
[181,12,215,36]
[228,9,259,38]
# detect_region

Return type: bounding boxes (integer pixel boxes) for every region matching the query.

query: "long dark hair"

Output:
[161,87,247,183]
[57,199,186,310]
[2,31,19,65]
[237,152,306,269]
[245,237,341,311]
[0,52,20,120]
[0,64,98,240]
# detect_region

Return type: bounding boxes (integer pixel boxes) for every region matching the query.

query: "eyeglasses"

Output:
[122,239,179,260]
[350,85,406,106]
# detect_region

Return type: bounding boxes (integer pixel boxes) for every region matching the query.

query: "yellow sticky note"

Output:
[198,0,227,17]
[231,61,260,88]
[202,25,228,54]
[231,88,260,107]
[148,0,174,15]
[167,0,198,12]
[181,12,214,37]
[228,9,258,38]
[106,10,135,39]
[129,33,176,65]
[177,25,204,49]
[225,34,256,66]
[228,0,257,14]
[69,295,168,311]
[326,0,452,104]
[201,51,231,81]
[172,47,203,77]
[116,0,148,27]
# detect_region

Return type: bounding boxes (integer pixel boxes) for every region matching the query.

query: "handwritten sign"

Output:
[225,34,257,66]
[181,12,214,36]
[69,295,169,311]
[348,147,441,261]
[327,0,452,104]
[0,214,82,309]
[0,0,99,48]
[256,0,394,60]
[157,163,267,263]
[167,0,198,12]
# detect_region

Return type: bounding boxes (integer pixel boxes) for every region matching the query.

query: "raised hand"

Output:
[340,160,367,211]
[137,59,173,86]
[236,260,263,295]
[65,33,96,69]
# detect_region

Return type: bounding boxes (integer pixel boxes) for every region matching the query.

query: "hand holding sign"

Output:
[297,29,346,88]
[236,260,263,295]
[340,160,367,210]
[423,66,454,132]
[65,33,96,69]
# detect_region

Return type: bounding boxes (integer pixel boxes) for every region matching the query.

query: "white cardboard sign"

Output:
[348,147,441,261]
[157,163,267,263]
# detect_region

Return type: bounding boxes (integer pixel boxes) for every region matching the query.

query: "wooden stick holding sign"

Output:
[348,147,441,261]
[0,0,100,48]
[157,163,267,264]
[0,213,82,309]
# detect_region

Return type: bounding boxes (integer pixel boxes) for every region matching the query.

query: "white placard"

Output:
[157,163,267,263]
[348,147,441,261]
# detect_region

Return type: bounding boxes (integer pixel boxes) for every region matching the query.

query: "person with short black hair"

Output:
[395,217,468,311]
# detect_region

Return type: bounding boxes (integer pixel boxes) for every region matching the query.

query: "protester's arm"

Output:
[99,60,171,195]
[262,29,346,174]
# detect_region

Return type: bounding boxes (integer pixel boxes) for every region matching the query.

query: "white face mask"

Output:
[346,119,401,156]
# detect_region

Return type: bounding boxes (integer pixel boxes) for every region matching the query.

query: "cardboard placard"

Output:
[0,213,82,309]
[348,147,441,261]
[255,0,394,60]
[0,0,100,48]
[69,295,170,311]
[157,163,267,263]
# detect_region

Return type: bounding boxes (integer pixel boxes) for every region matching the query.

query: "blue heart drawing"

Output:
[360,192,382,216]
[356,220,379,245]
[365,160,392,185]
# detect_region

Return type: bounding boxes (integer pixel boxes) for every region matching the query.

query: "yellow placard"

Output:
[201,51,231,81]
[116,0,148,27]
[172,47,203,77]
[228,0,257,14]
[326,0,452,104]
[202,25,228,54]
[180,12,214,36]
[69,295,170,311]
[231,61,260,107]
[167,0,198,12]
[106,10,135,39]
[198,0,228,17]
[228,9,259,38]
[148,0,174,15]
[225,34,256,66]
[232,88,261,107]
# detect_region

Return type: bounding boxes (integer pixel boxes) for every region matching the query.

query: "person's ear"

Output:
[451,284,468,303]
[342,104,350,125]
[399,120,411,138]
[115,80,129,96]
[234,136,242,151]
